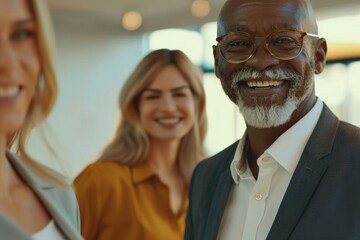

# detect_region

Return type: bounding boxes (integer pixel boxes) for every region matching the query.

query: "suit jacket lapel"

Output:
[7,152,81,240]
[204,168,233,240]
[31,184,81,240]
[203,142,238,240]
[267,104,339,240]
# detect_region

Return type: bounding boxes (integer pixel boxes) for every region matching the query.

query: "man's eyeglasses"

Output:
[216,29,319,64]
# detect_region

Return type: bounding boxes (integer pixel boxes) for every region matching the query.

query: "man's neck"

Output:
[246,125,288,179]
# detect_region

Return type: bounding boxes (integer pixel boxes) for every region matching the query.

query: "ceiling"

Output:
[47,0,360,34]
[47,0,226,34]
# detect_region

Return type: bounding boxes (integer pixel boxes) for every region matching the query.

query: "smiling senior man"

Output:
[185,0,360,239]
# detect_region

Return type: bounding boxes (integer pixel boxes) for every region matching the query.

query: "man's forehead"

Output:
[228,1,290,7]
[217,0,315,35]
[219,0,310,21]
[220,0,309,10]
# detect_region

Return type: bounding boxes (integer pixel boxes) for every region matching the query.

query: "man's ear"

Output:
[314,38,327,74]
[213,45,220,78]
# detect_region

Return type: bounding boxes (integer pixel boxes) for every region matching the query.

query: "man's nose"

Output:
[244,39,281,70]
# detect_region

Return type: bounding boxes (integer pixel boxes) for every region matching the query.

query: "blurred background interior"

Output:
[28,0,360,177]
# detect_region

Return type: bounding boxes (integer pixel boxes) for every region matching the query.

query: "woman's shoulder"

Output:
[74,161,136,205]
[6,150,72,188]
[78,161,130,176]
[74,161,132,186]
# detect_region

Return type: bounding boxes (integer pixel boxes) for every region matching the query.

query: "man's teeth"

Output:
[0,86,20,98]
[246,80,283,88]
[157,118,180,125]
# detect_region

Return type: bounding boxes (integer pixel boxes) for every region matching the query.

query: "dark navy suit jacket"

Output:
[185,104,360,240]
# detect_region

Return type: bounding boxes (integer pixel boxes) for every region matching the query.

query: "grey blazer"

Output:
[185,104,360,240]
[1,151,83,240]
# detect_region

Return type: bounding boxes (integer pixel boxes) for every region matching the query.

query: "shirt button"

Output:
[255,193,263,201]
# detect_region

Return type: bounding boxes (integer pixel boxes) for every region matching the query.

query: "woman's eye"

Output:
[145,95,159,100]
[12,30,34,41]
[174,90,192,98]
[174,93,186,97]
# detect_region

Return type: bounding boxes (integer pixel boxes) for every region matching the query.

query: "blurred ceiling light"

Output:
[122,11,142,31]
[191,0,210,18]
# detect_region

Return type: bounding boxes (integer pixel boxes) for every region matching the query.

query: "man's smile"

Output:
[237,80,289,97]
[246,80,284,88]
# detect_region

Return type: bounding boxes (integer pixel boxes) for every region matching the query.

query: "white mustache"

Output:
[230,68,302,89]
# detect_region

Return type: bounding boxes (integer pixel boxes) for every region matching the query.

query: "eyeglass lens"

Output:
[220,30,304,63]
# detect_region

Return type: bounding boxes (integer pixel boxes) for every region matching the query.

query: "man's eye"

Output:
[272,37,298,46]
[228,39,252,47]
[12,30,34,41]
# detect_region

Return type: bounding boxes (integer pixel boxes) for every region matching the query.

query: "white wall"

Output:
[27,20,147,178]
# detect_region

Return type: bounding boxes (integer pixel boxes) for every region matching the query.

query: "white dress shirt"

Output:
[218,99,323,240]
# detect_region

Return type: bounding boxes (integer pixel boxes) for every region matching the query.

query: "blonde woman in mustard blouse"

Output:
[75,49,207,240]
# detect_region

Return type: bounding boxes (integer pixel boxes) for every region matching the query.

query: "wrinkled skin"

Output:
[213,0,327,177]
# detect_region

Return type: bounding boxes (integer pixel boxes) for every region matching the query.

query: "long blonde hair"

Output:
[6,0,69,187]
[98,49,207,183]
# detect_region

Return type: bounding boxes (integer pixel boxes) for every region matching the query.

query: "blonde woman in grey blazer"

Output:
[2,152,81,240]
[0,0,82,239]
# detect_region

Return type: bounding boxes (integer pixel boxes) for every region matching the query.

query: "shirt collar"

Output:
[266,99,323,174]
[230,98,323,183]
[230,131,251,184]
[131,161,156,184]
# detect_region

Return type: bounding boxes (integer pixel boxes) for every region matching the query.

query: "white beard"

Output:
[237,94,299,128]
[231,68,314,128]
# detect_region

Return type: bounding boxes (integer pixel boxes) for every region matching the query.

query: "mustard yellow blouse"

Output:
[74,161,188,240]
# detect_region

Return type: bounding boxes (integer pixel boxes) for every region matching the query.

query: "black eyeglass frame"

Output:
[215,29,319,64]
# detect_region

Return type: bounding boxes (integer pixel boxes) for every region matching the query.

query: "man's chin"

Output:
[237,100,297,129]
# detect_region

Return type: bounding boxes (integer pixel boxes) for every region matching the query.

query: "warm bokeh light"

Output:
[326,42,360,60]
[122,11,142,31]
[149,28,204,66]
[191,0,210,18]
[318,14,360,60]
